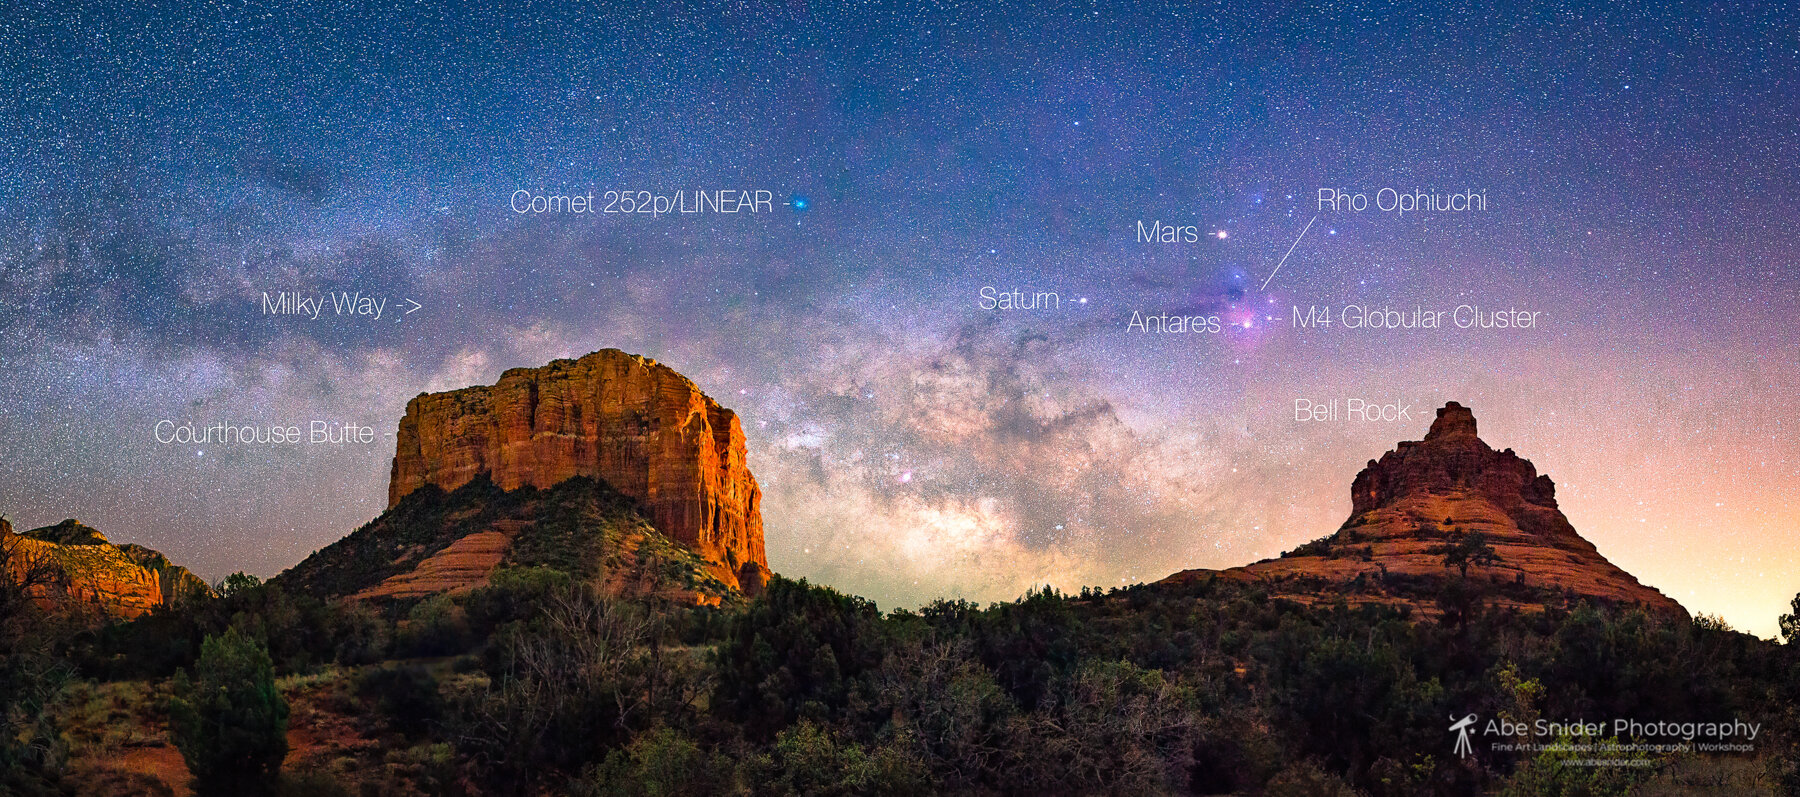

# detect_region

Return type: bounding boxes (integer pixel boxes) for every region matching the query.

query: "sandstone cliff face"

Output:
[2,518,208,618]
[388,349,768,592]
[1163,403,1686,618]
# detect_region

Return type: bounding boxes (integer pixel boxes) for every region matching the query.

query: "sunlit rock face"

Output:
[388,348,768,592]
[2,518,210,618]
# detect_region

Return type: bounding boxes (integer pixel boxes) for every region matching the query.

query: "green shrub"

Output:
[277,769,352,797]
[712,577,890,740]
[577,727,735,797]
[357,665,443,738]
[398,594,472,657]
[1498,732,1661,797]
[452,584,659,785]
[329,600,389,665]
[746,721,929,797]
[464,565,575,634]
[1265,759,1365,797]
[1004,660,1201,793]
[168,627,290,796]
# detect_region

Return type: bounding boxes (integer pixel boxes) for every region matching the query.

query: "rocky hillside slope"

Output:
[277,475,738,605]
[1161,403,1686,618]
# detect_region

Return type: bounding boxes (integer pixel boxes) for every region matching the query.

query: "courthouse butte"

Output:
[280,349,769,602]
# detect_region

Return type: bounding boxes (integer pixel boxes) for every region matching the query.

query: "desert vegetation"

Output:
[4,547,1799,795]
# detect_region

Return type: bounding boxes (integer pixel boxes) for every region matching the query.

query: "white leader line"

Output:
[1260,214,1317,291]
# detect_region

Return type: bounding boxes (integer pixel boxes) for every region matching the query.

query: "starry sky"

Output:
[2,2,1797,634]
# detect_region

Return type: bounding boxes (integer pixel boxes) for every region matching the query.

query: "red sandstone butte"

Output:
[387,349,769,592]
[1162,402,1686,618]
[1,517,209,619]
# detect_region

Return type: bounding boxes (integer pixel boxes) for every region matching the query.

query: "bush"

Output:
[1498,732,1661,797]
[168,627,290,796]
[712,577,889,740]
[357,665,443,738]
[1265,759,1365,797]
[398,594,472,657]
[277,769,352,797]
[329,600,389,665]
[746,721,929,797]
[869,637,1015,790]
[464,566,575,634]
[453,584,659,786]
[577,727,735,797]
[1005,660,1200,793]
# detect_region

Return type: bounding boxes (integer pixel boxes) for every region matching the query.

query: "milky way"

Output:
[2,3,1796,633]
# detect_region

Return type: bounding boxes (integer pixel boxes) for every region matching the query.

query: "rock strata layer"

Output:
[388,349,769,592]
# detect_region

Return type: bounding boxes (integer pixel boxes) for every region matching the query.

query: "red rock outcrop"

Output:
[1162,403,1686,618]
[1,518,209,619]
[388,349,769,592]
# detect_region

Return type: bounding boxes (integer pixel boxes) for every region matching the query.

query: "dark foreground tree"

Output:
[1779,591,1800,644]
[169,626,289,796]
[1438,531,1500,578]
[0,529,73,796]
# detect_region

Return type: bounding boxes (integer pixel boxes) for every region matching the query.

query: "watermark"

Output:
[1450,714,1477,759]
[1447,712,1760,762]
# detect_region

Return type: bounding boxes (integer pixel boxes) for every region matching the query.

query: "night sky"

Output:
[2,2,1796,634]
